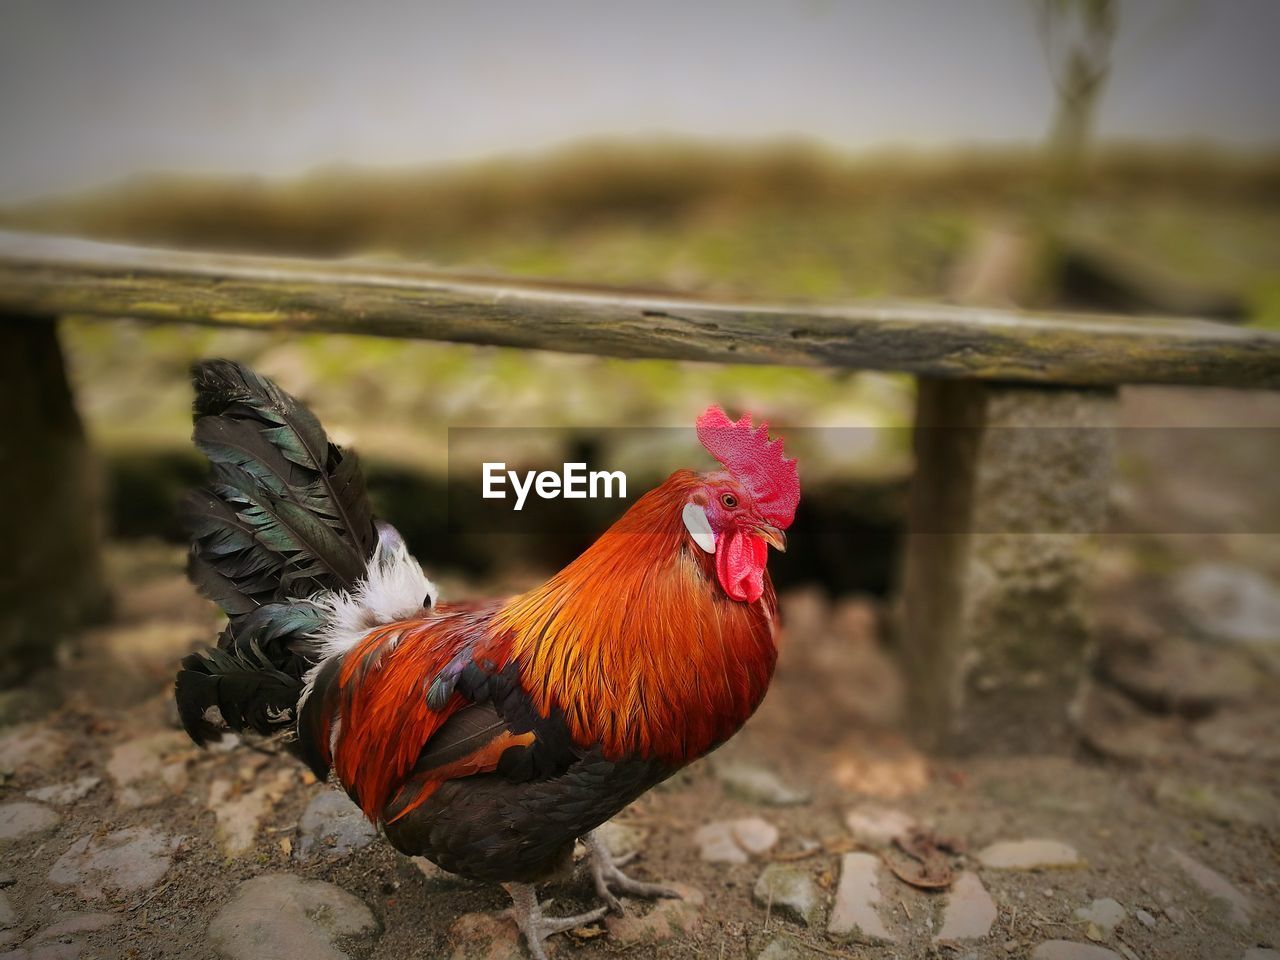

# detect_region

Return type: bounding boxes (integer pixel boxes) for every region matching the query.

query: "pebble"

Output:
[977,839,1082,870]
[605,883,703,945]
[33,913,117,941]
[1243,951,1280,960]
[753,864,821,927]
[1100,633,1259,714]
[211,767,295,857]
[294,790,378,862]
[0,726,69,776]
[827,852,894,942]
[693,818,778,863]
[715,762,810,806]
[693,822,747,864]
[208,874,379,960]
[756,938,812,960]
[844,807,915,848]
[1135,909,1156,929]
[106,732,190,808]
[0,802,59,841]
[1074,898,1125,936]
[936,871,998,941]
[48,827,180,899]
[0,892,13,928]
[1031,942,1123,960]
[26,778,100,806]
[0,945,83,960]
[1174,562,1280,645]
[1165,846,1252,926]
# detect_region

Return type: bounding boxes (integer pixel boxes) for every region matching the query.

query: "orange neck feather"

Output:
[493,470,779,764]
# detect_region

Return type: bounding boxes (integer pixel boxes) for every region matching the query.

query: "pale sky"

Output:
[1,0,1277,202]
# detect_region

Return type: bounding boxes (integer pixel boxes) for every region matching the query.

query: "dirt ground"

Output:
[2,386,1279,960]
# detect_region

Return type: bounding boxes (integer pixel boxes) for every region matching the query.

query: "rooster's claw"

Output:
[504,882,607,960]
[585,830,682,915]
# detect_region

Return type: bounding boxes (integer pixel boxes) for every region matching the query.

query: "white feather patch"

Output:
[682,502,716,554]
[297,540,437,711]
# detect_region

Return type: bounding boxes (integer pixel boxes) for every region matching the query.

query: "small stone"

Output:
[34,913,117,940]
[827,852,894,942]
[977,839,1082,870]
[844,807,915,848]
[1243,951,1280,960]
[604,883,702,945]
[26,778,101,806]
[1155,778,1275,828]
[1099,633,1259,714]
[1031,942,1123,960]
[295,790,377,862]
[3,945,83,960]
[0,726,69,776]
[0,802,59,840]
[754,864,821,927]
[756,938,806,960]
[106,732,191,808]
[0,892,14,928]
[733,817,780,854]
[936,872,998,941]
[591,820,647,861]
[1074,898,1125,936]
[1174,562,1280,645]
[209,768,294,857]
[693,818,778,863]
[208,874,379,960]
[1135,909,1156,929]
[715,762,810,806]
[48,827,180,899]
[693,822,747,864]
[1074,683,1182,762]
[1165,847,1252,926]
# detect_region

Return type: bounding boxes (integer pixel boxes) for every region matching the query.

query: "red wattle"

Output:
[715,529,768,603]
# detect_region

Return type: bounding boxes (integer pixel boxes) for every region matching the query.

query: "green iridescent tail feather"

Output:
[175,359,378,745]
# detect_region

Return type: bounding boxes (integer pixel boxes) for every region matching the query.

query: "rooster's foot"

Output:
[503,881,608,960]
[585,830,682,915]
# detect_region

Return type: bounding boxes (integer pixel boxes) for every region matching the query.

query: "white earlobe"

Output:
[682,502,716,554]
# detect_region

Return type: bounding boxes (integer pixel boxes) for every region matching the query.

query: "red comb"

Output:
[696,406,800,528]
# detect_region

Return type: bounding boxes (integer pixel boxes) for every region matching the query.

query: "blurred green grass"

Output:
[8,140,1275,487]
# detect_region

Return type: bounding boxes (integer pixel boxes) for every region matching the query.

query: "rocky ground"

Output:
[1,534,1278,960]
[3,387,1279,960]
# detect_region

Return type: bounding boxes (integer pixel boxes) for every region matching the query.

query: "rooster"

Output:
[175,360,799,958]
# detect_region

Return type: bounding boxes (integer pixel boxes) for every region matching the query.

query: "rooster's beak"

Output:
[754,524,787,553]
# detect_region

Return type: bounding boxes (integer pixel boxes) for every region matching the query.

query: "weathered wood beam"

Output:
[1,230,1277,387]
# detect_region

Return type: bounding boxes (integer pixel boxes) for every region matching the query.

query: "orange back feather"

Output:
[329,470,779,821]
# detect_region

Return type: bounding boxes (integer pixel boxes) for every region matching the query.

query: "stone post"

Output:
[898,378,1116,753]
[0,316,110,687]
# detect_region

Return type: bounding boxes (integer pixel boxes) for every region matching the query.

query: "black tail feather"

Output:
[176,359,378,745]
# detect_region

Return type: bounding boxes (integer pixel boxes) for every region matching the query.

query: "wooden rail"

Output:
[2,227,1276,750]
[1,229,1277,387]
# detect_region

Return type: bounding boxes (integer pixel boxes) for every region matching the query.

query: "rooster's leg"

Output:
[503,881,607,960]
[585,830,682,915]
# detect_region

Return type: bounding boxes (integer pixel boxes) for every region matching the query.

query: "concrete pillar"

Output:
[898,378,1116,753]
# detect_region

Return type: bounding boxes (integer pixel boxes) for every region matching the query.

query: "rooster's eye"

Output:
[721,493,738,509]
